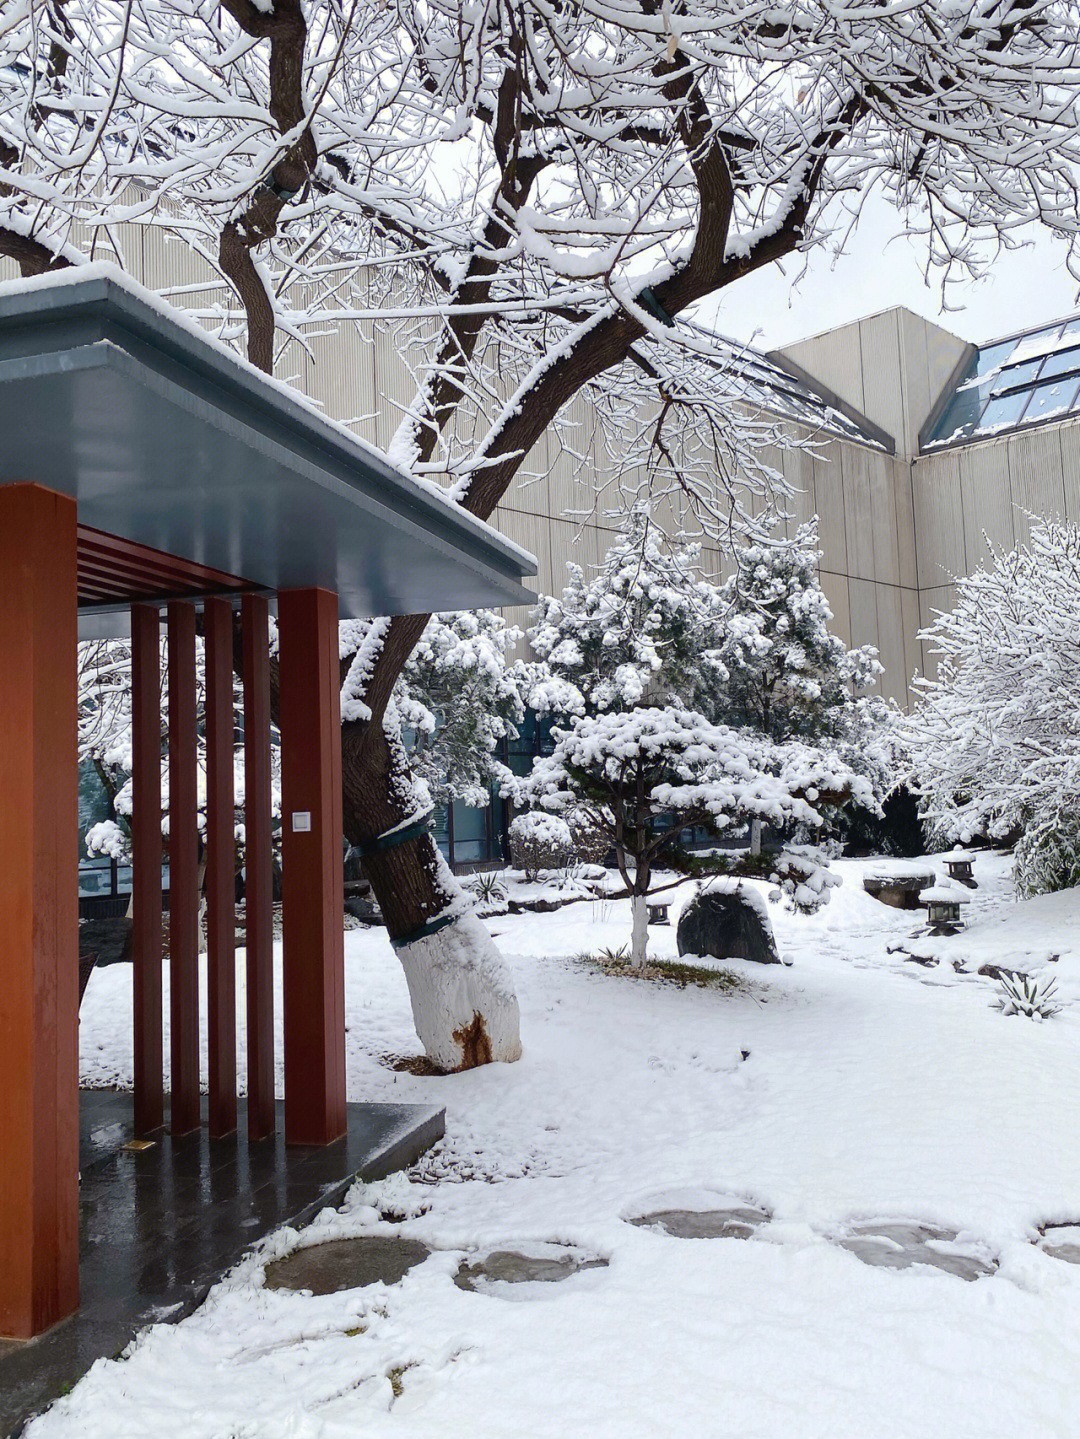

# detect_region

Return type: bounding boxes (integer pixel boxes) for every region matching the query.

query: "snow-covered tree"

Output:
[903,516,1080,893]
[77,636,264,876]
[715,519,882,742]
[7,0,1080,1065]
[517,707,871,967]
[78,639,136,815]
[343,610,526,811]
[529,512,889,848]
[528,508,726,718]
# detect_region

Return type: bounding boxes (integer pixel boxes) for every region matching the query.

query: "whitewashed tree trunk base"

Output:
[631,892,649,971]
[393,912,523,1070]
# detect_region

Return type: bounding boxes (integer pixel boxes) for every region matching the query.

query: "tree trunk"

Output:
[630,891,649,971]
[340,715,521,1070]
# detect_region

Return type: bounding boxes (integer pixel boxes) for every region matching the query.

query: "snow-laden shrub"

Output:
[508,811,574,879]
[993,972,1061,1020]
[1014,811,1080,898]
[85,818,127,861]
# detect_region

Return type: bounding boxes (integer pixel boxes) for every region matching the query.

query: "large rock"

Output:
[676,882,781,966]
[862,869,935,910]
[79,916,133,968]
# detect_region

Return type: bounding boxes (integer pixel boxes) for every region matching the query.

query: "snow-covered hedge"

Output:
[508,812,574,879]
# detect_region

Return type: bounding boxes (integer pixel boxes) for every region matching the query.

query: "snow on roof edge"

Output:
[0,263,537,577]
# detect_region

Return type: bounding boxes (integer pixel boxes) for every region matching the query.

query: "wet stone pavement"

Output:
[0,1091,444,1438]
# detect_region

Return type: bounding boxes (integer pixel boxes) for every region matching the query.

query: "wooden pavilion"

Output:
[0,267,534,1344]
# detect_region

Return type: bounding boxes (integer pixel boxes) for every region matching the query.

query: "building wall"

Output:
[908,418,1080,676]
[777,307,972,459]
[17,221,1068,707]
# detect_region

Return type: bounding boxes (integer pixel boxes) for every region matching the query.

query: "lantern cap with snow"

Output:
[922,882,971,930]
[937,848,978,888]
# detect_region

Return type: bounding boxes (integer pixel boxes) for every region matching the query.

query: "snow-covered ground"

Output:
[43,853,1080,1438]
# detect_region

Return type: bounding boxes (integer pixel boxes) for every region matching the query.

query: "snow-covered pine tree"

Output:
[518,708,871,967]
[527,508,725,718]
[715,518,882,742]
[712,517,891,852]
[518,514,881,955]
[343,610,527,812]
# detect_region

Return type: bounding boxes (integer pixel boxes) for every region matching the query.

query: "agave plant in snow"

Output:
[513,706,874,969]
[993,972,1061,1021]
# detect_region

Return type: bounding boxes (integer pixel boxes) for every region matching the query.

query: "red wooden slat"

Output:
[79,557,180,593]
[205,598,237,1137]
[131,604,165,1137]
[0,485,80,1338]
[279,587,347,1147]
[242,595,275,1141]
[78,524,251,593]
[167,602,201,1136]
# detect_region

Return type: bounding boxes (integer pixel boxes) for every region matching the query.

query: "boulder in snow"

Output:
[676,881,782,966]
[79,916,133,969]
[862,869,936,910]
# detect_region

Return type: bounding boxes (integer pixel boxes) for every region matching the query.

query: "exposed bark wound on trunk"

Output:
[453,1013,493,1070]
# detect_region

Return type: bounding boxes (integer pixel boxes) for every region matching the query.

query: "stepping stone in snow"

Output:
[264,1235,431,1295]
[629,1202,771,1240]
[1038,1223,1080,1264]
[454,1246,608,1293]
[836,1221,996,1281]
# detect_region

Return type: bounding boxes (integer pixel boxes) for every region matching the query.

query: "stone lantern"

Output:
[922,883,971,935]
[938,848,978,888]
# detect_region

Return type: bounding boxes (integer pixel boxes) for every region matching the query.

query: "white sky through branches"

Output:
[701,197,1080,350]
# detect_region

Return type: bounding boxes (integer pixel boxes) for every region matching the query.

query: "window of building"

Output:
[926,313,1080,448]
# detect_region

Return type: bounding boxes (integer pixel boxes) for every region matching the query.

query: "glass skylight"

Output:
[925,313,1080,449]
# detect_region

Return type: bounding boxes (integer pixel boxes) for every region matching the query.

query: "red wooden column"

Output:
[131,604,164,1137]
[278,587,347,1146]
[242,595,275,1140]
[204,598,237,1137]
[167,601,201,1136]
[0,484,79,1339]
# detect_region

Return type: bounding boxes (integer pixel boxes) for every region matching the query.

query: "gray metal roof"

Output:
[0,266,535,621]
